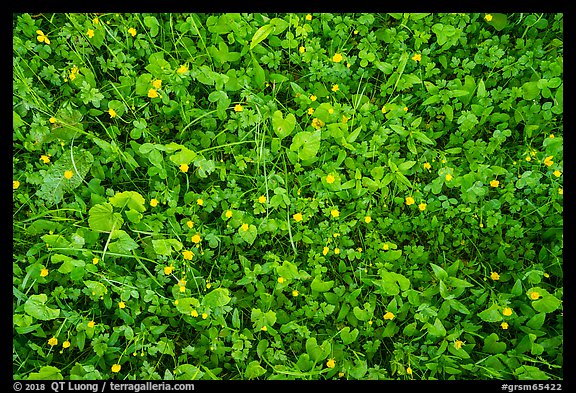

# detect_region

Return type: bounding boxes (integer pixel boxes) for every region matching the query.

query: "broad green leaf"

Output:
[532,294,561,313]
[245,361,267,379]
[290,130,321,161]
[36,147,94,206]
[375,271,410,295]
[135,73,153,95]
[175,297,201,314]
[143,16,160,37]
[107,230,139,254]
[27,366,63,380]
[311,276,334,292]
[526,313,546,330]
[489,13,509,31]
[271,110,296,139]
[448,298,470,314]
[250,24,274,50]
[24,294,60,321]
[53,254,85,274]
[251,308,276,329]
[522,81,540,100]
[152,239,183,256]
[84,280,108,298]
[203,288,231,308]
[340,327,359,345]
[430,263,449,280]
[478,304,504,322]
[412,131,435,145]
[175,364,204,380]
[238,224,258,245]
[253,59,265,89]
[305,337,331,362]
[382,250,402,261]
[109,191,146,212]
[483,333,507,354]
[349,360,368,379]
[353,306,370,321]
[88,203,124,232]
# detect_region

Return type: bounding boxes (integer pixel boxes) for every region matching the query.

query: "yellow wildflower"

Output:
[197,198,204,206]
[186,220,193,229]
[241,223,249,231]
[48,337,58,346]
[191,234,201,243]
[191,309,199,317]
[152,79,162,89]
[64,170,74,179]
[108,108,117,118]
[490,180,499,188]
[40,268,49,277]
[485,14,493,22]
[405,196,415,206]
[330,209,340,218]
[36,30,50,44]
[258,195,266,203]
[332,84,339,92]
[364,216,372,223]
[13,180,20,190]
[148,88,159,98]
[332,53,343,63]
[418,203,427,211]
[118,301,126,309]
[87,29,95,39]
[423,162,431,170]
[503,307,513,316]
[454,340,464,349]
[62,340,71,349]
[322,246,329,256]
[292,290,299,297]
[530,291,540,300]
[182,250,194,260]
[543,156,554,167]
[445,173,453,181]
[87,320,95,328]
[111,364,121,373]
[326,174,335,184]
[299,46,305,53]
[306,14,312,21]
[501,322,509,330]
[553,170,562,177]
[278,277,285,284]
[40,155,51,164]
[490,272,500,280]
[310,94,317,101]
[293,213,303,222]
[383,311,395,320]
[150,198,158,207]
[412,53,422,62]
[326,358,336,368]
[128,27,137,37]
[225,210,233,219]
[179,163,189,173]
[164,265,174,275]
[177,64,188,75]
[234,104,243,112]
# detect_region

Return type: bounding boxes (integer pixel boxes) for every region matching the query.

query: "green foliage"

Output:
[13,12,562,381]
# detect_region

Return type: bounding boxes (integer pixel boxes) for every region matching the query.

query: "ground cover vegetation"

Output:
[13,12,563,380]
